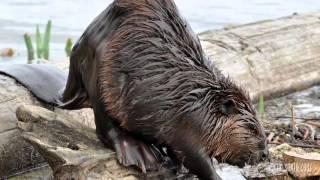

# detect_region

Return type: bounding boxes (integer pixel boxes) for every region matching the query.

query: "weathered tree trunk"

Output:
[16,105,192,179]
[0,71,95,177]
[199,11,320,101]
[0,75,46,176]
[1,11,320,178]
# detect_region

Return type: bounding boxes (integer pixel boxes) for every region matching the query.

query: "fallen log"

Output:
[199,11,320,101]
[15,105,191,179]
[0,75,46,176]
[283,151,320,178]
[0,75,95,177]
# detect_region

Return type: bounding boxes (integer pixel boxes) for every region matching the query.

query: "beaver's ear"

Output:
[220,100,236,115]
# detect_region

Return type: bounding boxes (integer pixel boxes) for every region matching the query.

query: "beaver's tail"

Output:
[0,64,67,106]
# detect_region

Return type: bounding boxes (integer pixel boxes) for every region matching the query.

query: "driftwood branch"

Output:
[16,105,190,179]
[268,142,320,149]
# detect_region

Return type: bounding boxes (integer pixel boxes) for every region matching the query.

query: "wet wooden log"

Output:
[0,73,94,177]
[0,75,46,177]
[15,105,191,179]
[283,151,320,178]
[199,11,320,101]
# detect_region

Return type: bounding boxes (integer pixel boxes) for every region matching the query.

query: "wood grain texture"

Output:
[283,151,320,178]
[0,74,94,177]
[16,105,191,180]
[199,12,320,101]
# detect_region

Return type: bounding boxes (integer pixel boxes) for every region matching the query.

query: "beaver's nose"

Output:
[258,139,268,160]
[261,149,269,160]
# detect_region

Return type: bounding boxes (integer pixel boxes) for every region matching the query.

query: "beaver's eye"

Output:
[247,123,258,134]
[220,100,236,115]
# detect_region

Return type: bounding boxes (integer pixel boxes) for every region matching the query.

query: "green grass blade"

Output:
[258,94,265,118]
[23,33,34,61]
[65,38,73,57]
[35,24,42,58]
[42,20,52,60]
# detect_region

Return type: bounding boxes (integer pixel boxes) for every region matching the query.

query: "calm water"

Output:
[1,0,320,63]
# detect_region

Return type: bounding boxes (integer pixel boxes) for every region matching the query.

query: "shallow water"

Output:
[0,0,320,63]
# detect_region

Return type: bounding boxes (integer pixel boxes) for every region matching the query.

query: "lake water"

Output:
[1,0,320,63]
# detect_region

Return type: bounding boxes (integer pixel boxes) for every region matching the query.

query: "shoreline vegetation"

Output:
[18,20,73,63]
[24,20,51,61]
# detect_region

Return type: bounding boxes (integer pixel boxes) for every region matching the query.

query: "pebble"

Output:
[0,48,14,57]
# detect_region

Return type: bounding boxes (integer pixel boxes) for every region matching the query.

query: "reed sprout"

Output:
[65,38,73,57]
[23,20,52,61]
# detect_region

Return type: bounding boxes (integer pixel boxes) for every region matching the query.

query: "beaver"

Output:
[0,0,267,179]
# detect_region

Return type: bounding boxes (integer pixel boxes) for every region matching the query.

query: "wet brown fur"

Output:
[63,0,267,177]
[95,0,266,165]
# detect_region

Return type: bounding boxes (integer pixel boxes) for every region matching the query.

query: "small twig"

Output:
[0,97,16,104]
[273,116,320,121]
[303,127,310,141]
[289,102,296,141]
[305,120,320,128]
[6,163,49,178]
[296,123,316,141]
[273,115,320,128]
[273,136,284,144]
[267,132,275,143]
[268,142,320,149]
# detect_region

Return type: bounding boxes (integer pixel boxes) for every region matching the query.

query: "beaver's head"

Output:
[180,78,267,167]
[207,81,266,166]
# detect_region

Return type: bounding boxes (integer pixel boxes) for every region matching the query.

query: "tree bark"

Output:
[199,11,320,101]
[0,73,94,177]
[16,105,191,179]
